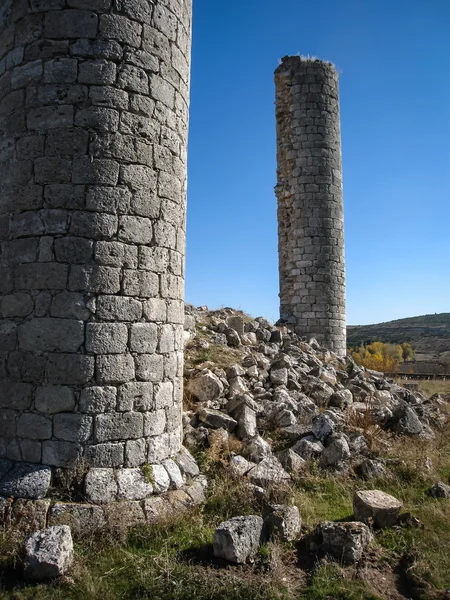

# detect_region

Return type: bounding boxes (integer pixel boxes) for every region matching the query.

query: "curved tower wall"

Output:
[274,56,346,356]
[0,0,191,468]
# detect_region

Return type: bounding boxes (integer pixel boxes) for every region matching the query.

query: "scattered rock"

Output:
[353,489,402,528]
[24,525,74,580]
[229,455,256,477]
[188,369,224,402]
[291,435,324,460]
[264,504,301,541]
[317,520,372,564]
[357,459,385,480]
[276,448,306,474]
[213,515,264,563]
[198,408,237,432]
[429,482,450,498]
[321,435,350,467]
[247,456,290,487]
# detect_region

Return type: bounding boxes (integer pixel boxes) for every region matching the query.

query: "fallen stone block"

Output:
[317,520,372,564]
[353,489,402,528]
[24,525,74,580]
[213,515,263,563]
[264,504,301,542]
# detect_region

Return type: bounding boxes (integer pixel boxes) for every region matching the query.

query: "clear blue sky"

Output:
[185,0,450,326]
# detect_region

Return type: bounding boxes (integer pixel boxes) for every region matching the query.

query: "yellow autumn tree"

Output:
[351,342,402,373]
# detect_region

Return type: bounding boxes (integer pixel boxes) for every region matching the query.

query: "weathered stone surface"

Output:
[116,467,153,500]
[429,482,450,499]
[275,57,346,355]
[213,515,264,564]
[247,457,290,488]
[291,436,324,460]
[353,490,402,528]
[188,369,224,403]
[84,468,117,504]
[0,0,192,478]
[264,504,301,542]
[198,408,237,432]
[357,459,385,480]
[24,525,73,581]
[229,455,256,477]
[0,462,51,499]
[317,521,372,564]
[49,503,106,537]
[321,435,350,467]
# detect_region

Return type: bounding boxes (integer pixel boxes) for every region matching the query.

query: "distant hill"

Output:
[347,313,450,370]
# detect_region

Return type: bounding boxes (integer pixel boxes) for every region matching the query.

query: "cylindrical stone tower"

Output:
[274,56,346,356]
[0,0,191,470]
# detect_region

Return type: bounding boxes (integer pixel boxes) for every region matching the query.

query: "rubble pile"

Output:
[183,305,446,486]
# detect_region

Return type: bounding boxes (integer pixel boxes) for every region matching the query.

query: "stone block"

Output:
[122,270,159,298]
[124,438,146,467]
[117,382,153,412]
[154,381,173,408]
[50,291,91,320]
[54,413,92,443]
[44,10,98,39]
[54,237,94,264]
[17,414,52,440]
[18,318,84,353]
[86,322,128,354]
[95,412,143,442]
[68,265,121,294]
[46,353,95,385]
[78,59,116,85]
[0,409,18,437]
[96,295,142,321]
[49,503,106,538]
[118,215,152,244]
[116,467,153,500]
[44,57,77,83]
[135,354,164,383]
[103,500,145,528]
[213,516,263,564]
[143,298,167,322]
[99,14,142,47]
[15,263,68,290]
[95,241,137,268]
[84,467,117,504]
[96,354,135,384]
[35,386,75,414]
[129,323,158,353]
[84,442,124,467]
[144,409,166,437]
[70,211,118,239]
[79,386,117,413]
[353,490,402,528]
[27,105,74,130]
[0,462,51,499]
[72,157,119,185]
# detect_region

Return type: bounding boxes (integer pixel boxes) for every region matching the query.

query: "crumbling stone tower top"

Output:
[275,55,346,356]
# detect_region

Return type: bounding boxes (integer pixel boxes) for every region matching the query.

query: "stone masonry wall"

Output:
[274,56,346,356]
[0,0,191,468]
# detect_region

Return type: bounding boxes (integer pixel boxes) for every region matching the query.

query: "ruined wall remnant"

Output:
[0,0,191,469]
[274,56,346,356]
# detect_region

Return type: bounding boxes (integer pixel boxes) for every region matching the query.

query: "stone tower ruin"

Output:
[274,56,346,356]
[0,0,191,473]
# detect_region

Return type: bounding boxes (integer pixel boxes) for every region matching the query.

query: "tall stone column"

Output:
[274,56,346,356]
[0,0,191,470]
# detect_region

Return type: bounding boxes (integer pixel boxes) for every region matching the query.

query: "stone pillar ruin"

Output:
[0,0,191,472]
[274,56,346,356]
